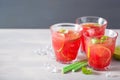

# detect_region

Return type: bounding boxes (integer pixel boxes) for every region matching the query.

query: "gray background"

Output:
[0,0,120,29]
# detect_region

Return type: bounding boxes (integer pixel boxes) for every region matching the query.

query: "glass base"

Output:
[88,64,111,71]
[56,59,74,64]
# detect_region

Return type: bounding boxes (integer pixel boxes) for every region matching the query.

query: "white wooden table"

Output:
[0,29,120,80]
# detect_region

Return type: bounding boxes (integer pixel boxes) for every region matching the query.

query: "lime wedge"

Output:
[113,46,120,60]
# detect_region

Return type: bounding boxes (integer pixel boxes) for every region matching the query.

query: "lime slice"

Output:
[52,32,65,52]
[113,46,120,60]
[82,67,92,75]
[90,45,111,67]
[94,23,100,27]
[58,28,68,33]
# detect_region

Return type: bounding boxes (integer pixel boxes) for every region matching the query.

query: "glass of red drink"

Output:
[76,16,107,53]
[50,23,82,64]
[83,29,118,70]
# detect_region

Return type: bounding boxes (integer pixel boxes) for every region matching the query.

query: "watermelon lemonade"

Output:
[76,16,107,53]
[84,29,118,70]
[50,23,82,64]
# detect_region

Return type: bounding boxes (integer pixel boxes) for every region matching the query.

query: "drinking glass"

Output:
[50,23,82,64]
[76,16,107,53]
[83,29,118,70]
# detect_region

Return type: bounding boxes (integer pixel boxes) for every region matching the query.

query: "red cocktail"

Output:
[76,16,107,53]
[84,29,118,70]
[50,23,82,64]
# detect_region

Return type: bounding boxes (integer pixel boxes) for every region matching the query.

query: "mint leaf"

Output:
[82,67,92,75]
[91,38,99,44]
[100,36,108,43]
[101,36,108,40]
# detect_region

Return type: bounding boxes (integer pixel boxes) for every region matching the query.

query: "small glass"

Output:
[83,29,118,70]
[50,23,82,64]
[76,16,107,53]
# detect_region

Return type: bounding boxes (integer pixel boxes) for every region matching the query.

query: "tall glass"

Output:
[76,16,107,53]
[50,23,82,64]
[83,29,118,70]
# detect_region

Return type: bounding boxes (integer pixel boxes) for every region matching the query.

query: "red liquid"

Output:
[80,23,106,53]
[85,36,116,70]
[88,44,111,70]
[52,30,81,63]
[101,37,116,55]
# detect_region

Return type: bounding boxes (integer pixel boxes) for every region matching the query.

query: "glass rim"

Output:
[105,29,118,38]
[83,29,118,39]
[50,23,82,31]
[76,16,108,25]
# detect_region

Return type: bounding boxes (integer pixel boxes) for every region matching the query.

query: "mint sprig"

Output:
[91,38,99,44]
[91,36,108,44]
[100,36,108,43]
